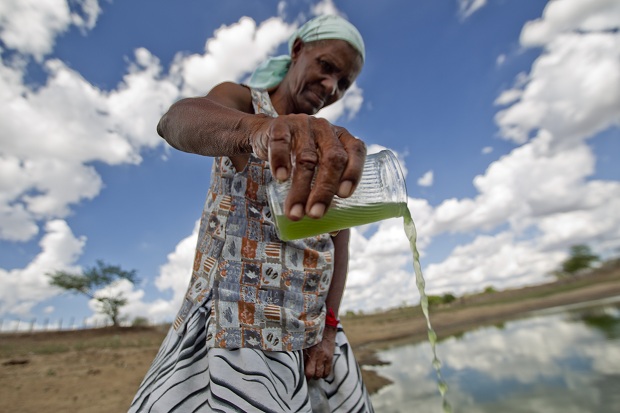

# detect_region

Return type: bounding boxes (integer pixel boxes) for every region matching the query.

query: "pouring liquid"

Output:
[403,207,453,412]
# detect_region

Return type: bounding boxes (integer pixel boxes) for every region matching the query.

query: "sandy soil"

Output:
[1,265,618,412]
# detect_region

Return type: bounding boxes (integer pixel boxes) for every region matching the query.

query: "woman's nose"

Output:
[322,76,338,96]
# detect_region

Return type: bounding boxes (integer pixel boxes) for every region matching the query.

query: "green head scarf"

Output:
[248,14,365,89]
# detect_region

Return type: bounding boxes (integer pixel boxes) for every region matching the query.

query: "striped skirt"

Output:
[128,301,374,412]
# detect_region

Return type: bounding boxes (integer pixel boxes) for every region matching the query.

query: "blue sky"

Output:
[1,0,619,329]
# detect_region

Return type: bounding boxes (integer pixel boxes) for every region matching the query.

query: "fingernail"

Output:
[290,204,304,220]
[338,180,353,197]
[276,167,288,181]
[309,203,325,219]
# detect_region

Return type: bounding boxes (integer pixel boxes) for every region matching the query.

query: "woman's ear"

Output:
[290,37,305,62]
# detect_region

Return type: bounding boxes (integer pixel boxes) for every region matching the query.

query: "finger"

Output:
[334,128,366,198]
[314,361,325,379]
[322,359,333,379]
[285,126,319,221]
[305,120,348,218]
[304,353,316,380]
[267,117,293,182]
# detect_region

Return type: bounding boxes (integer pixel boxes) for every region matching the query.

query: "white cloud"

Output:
[0,0,102,61]
[496,32,620,148]
[457,0,488,20]
[316,83,364,122]
[520,0,620,47]
[366,144,408,179]
[342,195,435,312]
[0,4,371,320]
[494,89,522,106]
[496,0,620,148]
[0,220,85,317]
[424,232,565,296]
[151,221,200,316]
[83,222,200,324]
[3,0,618,323]
[496,53,506,66]
[312,0,340,17]
[137,0,618,318]
[172,17,295,97]
[482,146,493,154]
[0,50,178,241]
[401,0,620,301]
[417,170,434,187]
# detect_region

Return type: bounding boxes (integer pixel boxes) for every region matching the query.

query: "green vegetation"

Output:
[426,293,456,307]
[555,244,600,278]
[132,317,150,327]
[47,260,139,327]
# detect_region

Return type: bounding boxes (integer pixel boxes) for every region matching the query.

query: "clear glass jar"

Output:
[267,150,408,240]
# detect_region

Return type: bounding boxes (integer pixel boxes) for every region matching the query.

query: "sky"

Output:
[0,0,619,329]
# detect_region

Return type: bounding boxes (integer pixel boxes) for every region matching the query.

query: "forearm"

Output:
[157,96,269,157]
[325,229,350,317]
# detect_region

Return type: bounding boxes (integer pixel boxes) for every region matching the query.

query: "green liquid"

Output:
[276,201,452,410]
[404,208,452,412]
[274,202,406,241]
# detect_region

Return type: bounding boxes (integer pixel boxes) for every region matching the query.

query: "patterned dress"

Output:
[128,88,374,413]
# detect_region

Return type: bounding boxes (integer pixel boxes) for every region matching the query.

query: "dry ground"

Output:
[1,264,618,413]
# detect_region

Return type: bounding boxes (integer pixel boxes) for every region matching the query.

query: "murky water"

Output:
[369,296,620,413]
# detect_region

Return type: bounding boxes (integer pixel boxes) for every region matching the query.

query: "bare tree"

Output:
[48,260,138,327]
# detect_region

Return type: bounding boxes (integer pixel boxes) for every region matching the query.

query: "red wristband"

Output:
[325,308,339,328]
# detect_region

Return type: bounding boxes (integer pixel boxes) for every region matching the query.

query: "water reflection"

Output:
[369,297,620,413]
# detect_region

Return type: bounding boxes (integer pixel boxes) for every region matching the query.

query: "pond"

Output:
[369,296,620,413]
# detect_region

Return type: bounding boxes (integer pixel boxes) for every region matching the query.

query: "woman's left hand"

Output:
[304,326,337,379]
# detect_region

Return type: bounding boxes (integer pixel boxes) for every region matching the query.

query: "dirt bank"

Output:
[1,266,618,412]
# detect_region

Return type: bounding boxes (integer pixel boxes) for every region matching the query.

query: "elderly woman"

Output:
[129,15,374,413]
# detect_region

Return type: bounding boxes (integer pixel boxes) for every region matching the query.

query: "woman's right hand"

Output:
[250,114,366,221]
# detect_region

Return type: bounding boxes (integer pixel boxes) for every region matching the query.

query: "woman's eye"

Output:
[319,60,334,72]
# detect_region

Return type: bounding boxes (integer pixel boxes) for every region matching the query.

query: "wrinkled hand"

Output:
[304,326,337,380]
[251,114,366,221]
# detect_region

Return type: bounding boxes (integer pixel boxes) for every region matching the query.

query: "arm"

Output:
[304,229,350,379]
[157,82,266,157]
[158,82,366,221]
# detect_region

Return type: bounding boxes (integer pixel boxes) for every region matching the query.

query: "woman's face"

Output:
[287,39,363,115]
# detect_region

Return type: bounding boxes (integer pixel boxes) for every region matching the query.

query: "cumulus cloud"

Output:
[457,0,488,20]
[520,0,620,47]
[417,170,434,187]
[0,0,102,61]
[496,32,620,148]
[115,0,619,318]
[3,0,618,323]
[414,0,620,297]
[0,0,372,319]
[0,50,178,241]
[343,0,620,307]
[316,83,364,122]
[424,232,566,296]
[0,8,305,244]
[312,0,340,17]
[172,17,294,96]
[0,220,85,317]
